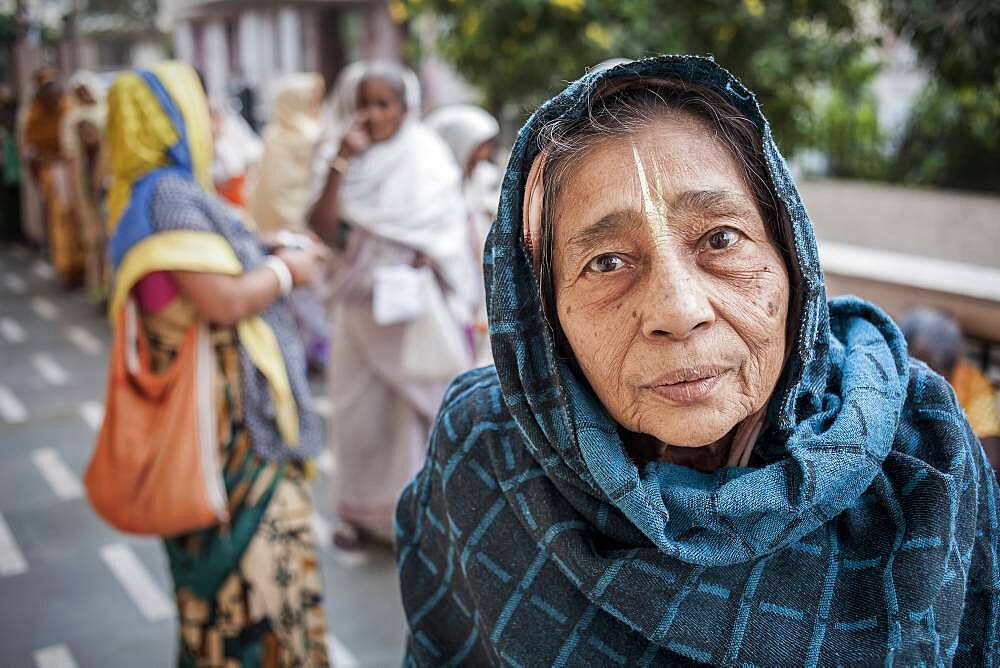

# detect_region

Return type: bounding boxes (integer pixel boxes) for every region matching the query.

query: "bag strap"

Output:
[124,299,140,375]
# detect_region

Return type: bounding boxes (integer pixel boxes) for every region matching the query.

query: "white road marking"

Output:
[31,296,59,321]
[0,385,27,423]
[33,644,79,668]
[99,544,175,622]
[311,512,331,549]
[315,450,335,475]
[32,260,55,280]
[79,401,103,430]
[326,633,360,668]
[4,273,27,294]
[66,325,103,355]
[32,353,69,386]
[0,317,27,343]
[312,396,332,418]
[0,512,28,577]
[32,448,84,501]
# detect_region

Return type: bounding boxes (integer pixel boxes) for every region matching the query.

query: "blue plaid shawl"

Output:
[395,56,1000,666]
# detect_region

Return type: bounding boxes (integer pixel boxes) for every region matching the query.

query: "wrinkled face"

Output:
[552,113,790,447]
[357,77,405,142]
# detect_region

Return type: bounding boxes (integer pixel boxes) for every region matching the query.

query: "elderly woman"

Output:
[104,62,329,665]
[23,72,81,285]
[309,62,473,549]
[395,56,1000,665]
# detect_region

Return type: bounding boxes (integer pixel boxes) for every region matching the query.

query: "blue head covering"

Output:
[396,56,1000,665]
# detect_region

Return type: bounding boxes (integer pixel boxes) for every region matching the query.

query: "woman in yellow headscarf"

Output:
[103,62,330,666]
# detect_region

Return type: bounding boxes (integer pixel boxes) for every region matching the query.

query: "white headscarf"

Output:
[425,104,499,177]
[335,62,473,301]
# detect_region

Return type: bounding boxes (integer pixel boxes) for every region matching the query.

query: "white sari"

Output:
[323,63,475,541]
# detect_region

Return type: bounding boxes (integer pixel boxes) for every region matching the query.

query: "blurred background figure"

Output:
[251,72,330,373]
[900,307,1000,476]
[251,73,326,234]
[0,84,22,243]
[309,61,473,550]
[104,61,330,665]
[23,69,81,286]
[61,71,108,303]
[425,103,500,364]
[209,100,262,209]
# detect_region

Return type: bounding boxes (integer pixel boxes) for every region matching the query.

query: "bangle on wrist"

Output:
[264,256,294,297]
[328,155,350,175]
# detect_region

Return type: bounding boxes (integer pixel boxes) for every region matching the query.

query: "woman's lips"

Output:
[646,367,730,404]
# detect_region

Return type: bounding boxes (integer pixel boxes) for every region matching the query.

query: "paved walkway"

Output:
[0,245,406,667]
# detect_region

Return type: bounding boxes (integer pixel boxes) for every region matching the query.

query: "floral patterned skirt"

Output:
[146,306,329,667]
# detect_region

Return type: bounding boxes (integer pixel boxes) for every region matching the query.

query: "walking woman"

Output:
[105,62,330,666]
[309,62,474,549]
[23,70,81,285]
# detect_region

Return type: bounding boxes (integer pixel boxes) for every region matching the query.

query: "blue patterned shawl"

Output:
[395,56,1000,666]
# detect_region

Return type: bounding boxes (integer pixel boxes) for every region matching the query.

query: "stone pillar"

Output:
[277,7,302,73]
[202,19,228,102]
[173,20,196,65]
[363,1,403,61]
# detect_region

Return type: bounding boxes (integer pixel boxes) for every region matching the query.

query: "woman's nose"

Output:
[641,254,715,341]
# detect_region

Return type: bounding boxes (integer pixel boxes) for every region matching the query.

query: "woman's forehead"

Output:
[553,115,751,216]
[358,77,402,102]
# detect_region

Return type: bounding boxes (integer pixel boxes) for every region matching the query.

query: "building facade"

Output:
[160,0,421,125]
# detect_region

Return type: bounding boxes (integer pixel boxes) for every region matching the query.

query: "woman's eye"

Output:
[706,227,741,251]
[586,254,627,274]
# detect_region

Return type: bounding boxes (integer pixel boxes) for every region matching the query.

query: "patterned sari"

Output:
[146,302,327,666]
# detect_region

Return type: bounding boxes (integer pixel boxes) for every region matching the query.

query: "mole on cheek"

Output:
[631,310,637,319]
[767,301,776,317]
[566,305,572,314]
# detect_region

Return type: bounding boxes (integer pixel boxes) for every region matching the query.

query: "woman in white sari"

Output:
[309,62,473,549]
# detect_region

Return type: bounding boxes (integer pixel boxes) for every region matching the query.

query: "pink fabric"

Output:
[133,271,179,314]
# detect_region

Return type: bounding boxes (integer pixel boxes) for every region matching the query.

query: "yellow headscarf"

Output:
[105,62,214,233]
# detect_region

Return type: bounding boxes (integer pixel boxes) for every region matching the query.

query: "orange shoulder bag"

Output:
[84,301,228,536]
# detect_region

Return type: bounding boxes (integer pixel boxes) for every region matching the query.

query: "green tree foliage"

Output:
[808,56,887,180]
[879,0,999,193]
[83,0,158,22]
[890,82,1000,193]
[401,0,873,154]
[879,0,999,87]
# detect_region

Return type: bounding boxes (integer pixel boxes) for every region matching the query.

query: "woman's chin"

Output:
[642,406,742,449]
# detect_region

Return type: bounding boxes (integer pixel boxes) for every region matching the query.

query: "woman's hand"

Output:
[337,113,372,160]
[274,243,329,288]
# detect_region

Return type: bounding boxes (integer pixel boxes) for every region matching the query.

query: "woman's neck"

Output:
[624,429,734,473]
